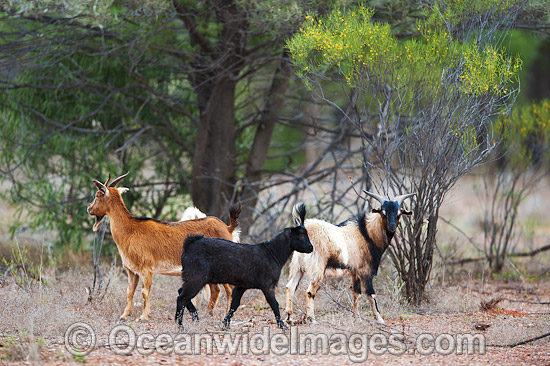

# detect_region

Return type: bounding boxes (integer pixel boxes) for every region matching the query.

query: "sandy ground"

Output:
[0,175,549,365]
[0,262,548,365]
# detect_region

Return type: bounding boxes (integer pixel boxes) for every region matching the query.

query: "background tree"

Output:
[0,0,339,245]
[0,0,548,291]
[481,99,550,272]
[287,1,523,303]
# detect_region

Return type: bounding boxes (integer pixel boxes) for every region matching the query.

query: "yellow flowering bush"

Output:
[287,6,397,87]
[287,4,522,97]
[496,99,550,169]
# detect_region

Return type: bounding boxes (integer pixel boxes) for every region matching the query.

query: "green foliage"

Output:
[4,0,171,26]
[0,333,43,362]
[263,124,306,171]
[0,0,317,250]
[495,99,550,169]
[0,15,196,248]
[287,6,397,87]
[287,3,522,98]
[459,44,522,96]
[73,352,87,363]
[1,240,45,290]
[420,0,519,32]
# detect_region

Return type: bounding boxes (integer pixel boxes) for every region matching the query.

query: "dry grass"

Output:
[0,258,549,365]
[1,175,550,364]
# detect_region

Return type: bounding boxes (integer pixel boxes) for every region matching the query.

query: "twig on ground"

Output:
[488,331,550,348]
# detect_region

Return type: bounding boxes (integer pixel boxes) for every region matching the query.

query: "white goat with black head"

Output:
[285,190,415,324]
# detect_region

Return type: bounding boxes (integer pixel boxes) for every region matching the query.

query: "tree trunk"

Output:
[191,77,237,219]
[175,0,248,220]
[239,57,292,233]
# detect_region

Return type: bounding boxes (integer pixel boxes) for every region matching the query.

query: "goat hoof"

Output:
[138,317,149,323]
[277,321,288,330]
[191,312,199,323]
[305,315,317,324]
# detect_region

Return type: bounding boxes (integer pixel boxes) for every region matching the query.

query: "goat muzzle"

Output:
[92,215,105,232]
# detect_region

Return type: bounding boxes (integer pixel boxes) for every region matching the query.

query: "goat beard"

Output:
[386,230,395,244]
[92,215,105,232]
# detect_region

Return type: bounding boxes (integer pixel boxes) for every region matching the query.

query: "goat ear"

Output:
[117,187,129,195]
[372,207,382,214]
[401,209,412,216]
[93,180,108,194]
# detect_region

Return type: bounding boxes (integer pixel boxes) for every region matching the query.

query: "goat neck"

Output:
[261,230,295,268]
[104,189,134,242]
[364,214,391,250]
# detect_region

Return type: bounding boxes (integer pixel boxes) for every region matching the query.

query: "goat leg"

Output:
[305,280,321,323]
[175,288,187,326]
[186,301,199,322]
[285,269,303,321]
[222,287,246,330]
[364,276,384,324]
[206,284,221,316]
[138,270,153,322]
[222,283,234,313]
[262,288,287,330]
[351,276,362,313]
[120,269,139,321]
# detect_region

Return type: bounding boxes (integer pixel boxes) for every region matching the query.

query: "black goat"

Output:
[175,204,312,329]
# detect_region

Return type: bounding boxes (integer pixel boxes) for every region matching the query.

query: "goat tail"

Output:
[227,202,241,238]
[292,203,307,226]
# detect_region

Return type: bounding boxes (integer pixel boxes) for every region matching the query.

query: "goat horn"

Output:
[394,192,416,206]
[93,180,107,193]
[362,190,388,204]
[109,171,129,187]
[104,173,112,187]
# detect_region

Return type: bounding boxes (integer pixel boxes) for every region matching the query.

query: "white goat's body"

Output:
[288,217,380,280]
[286,213,388,323]
[180,206,207,221]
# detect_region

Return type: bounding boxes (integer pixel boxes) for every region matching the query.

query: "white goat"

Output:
[180,206,207,221]
[285,191,415,324]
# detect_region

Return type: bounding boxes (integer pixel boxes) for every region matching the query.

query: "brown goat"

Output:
[87,172,240,321]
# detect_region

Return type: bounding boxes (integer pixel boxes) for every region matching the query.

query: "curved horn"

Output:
[394,192,416,206]
[93,180,107,193]
[108,171,129,187]
[104,173,112,187]
[362,190,388,204]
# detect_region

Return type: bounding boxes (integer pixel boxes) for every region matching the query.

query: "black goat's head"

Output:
[363,190,416,240]
[289,203,313,253]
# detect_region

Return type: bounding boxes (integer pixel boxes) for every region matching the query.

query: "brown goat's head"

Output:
[87,172,129,232]
[363,190,416,241]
